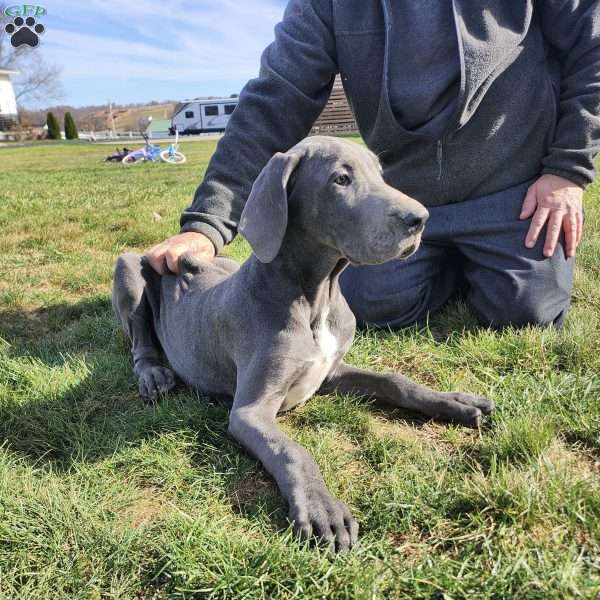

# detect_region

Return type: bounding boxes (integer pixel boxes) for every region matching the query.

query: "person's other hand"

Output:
[520,174,584,258]
[145,232,215,274]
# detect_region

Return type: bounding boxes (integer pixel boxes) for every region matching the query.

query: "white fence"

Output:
[79,130,152,141]
[0,129,223,143]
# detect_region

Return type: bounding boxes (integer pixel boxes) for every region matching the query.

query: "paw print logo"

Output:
[4,16,45,48]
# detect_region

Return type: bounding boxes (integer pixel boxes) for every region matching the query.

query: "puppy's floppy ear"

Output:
[239,150,302,263]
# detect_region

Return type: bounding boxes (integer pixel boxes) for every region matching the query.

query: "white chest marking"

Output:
[281,316,339,412]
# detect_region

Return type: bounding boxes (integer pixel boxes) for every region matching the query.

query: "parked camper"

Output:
[170,96,239,135]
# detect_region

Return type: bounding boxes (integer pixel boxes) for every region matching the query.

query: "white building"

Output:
[0,69,18,130]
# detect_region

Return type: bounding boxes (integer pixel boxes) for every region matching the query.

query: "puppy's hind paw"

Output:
[138,366,176,403]
[439,392,495,428]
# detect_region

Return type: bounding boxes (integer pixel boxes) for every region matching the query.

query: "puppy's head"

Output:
[240,136,428,265]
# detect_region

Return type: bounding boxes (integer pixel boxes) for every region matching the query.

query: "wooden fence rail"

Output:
[311,75,358,134]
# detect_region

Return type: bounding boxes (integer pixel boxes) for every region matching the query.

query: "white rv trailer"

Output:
[170,96,239,135]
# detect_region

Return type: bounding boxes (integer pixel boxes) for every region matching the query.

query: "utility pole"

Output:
[108,99,117,138]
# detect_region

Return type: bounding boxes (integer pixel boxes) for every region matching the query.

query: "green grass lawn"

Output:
[0,138,598,599]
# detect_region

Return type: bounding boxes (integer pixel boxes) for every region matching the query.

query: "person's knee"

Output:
[467,253,574,330]
[470,293,571,330]
[340,268,434,328]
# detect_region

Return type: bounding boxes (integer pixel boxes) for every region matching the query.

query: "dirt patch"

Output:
[369,414,423,442]
[369,413,478,458]
[119,487,170,529]
[330,435,357,453]
[230,471,278,515]
[528,522,565,545]
[544,440,600,479]
[387,531,431,568]
[369,350,441,389]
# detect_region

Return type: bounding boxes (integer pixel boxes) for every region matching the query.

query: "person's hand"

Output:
[145,231,215,274]
[520,174,584,258]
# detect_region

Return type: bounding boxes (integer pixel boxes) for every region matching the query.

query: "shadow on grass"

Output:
[0,297,292,529]
[0,298,226,462]
[0,295,495,536]
[359,298,484,343]
[0,295,113,351]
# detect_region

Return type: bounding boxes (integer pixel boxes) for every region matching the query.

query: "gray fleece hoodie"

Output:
[180,0,600,253]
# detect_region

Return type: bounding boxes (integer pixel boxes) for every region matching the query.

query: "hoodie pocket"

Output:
[545,74,559,148]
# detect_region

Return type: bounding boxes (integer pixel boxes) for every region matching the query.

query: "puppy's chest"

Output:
[280,318,347,412]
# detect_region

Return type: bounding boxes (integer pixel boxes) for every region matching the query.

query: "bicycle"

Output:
[121,130,186,165]
[121,133,162,165]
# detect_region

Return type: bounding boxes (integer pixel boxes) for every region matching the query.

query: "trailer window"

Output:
[224,104,236,115]
[204,105,219,116]
[185,110,194,118]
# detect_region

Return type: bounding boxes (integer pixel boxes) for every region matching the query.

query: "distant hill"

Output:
[20,101,177,132]
[111,103,176,131]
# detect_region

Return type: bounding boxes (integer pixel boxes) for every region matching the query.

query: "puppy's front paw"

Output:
[289,484,359,553]
[138,366,175,403]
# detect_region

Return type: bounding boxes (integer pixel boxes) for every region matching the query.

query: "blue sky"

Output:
[29,0,287,107]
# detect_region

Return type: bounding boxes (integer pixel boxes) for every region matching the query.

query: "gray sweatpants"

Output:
[340,180,574,329]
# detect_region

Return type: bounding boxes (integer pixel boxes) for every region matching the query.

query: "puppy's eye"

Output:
[334,174,352,186]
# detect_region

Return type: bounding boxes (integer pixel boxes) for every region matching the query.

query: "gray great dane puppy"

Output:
[112,136,494,552]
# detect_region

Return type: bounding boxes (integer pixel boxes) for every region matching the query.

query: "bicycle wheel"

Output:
[122,154,143,164]
[160,150,187,164]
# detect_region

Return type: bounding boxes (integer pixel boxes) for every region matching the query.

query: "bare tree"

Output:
[79,112,107,132]
[0,6,65,106]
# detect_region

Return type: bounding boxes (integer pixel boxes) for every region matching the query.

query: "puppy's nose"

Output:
[403,211,428,233]
[387,196,429,232]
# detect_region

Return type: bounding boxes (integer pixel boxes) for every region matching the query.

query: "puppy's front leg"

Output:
[320,363,494,428]
[228,369,359,552]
